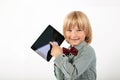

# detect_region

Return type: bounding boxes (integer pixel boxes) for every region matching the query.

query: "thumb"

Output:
[49,42,55,47]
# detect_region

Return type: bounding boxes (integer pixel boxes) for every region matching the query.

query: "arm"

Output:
[49,42,64,80]
[54,64,64,80]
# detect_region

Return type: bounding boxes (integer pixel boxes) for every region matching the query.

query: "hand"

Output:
[50,42,62,58]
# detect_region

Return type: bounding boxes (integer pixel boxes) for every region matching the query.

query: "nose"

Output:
[71,31,78,38]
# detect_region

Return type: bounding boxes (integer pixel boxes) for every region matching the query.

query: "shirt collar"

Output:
[74,41,87,51]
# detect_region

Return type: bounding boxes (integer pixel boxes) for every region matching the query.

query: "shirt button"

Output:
[62,54,65,57]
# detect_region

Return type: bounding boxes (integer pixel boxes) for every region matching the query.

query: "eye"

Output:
[67,29,72,32]
[77,29,82,31]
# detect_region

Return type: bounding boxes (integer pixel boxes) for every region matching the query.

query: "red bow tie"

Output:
[63,47,78,56]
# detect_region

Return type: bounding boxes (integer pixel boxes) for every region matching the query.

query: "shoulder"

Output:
[85,45,95,52]
[82,44,96,56]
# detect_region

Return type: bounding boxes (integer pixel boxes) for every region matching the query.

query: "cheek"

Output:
[79,32,86,39]
[65,35,69,40]
[82,33,86,40]
[83,35,86,40]
[64,32,71,42]
[65,32,70,38]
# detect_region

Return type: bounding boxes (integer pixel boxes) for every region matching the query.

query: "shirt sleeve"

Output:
[54,64,64,80]
[54,46,96,79]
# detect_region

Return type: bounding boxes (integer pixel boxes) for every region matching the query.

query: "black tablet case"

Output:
[31,25,65,61]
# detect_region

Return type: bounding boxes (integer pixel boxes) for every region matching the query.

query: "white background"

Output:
[0,0,120,80]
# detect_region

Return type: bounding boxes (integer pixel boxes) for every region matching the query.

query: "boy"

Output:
[50,11,96,80]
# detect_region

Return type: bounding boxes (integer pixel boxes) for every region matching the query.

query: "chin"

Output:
[72,42,82,46]
[70,43,79,46]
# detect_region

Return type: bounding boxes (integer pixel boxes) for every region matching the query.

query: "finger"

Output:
[49,42,55,47]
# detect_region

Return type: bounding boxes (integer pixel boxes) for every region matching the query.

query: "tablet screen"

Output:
[31,25,65,61]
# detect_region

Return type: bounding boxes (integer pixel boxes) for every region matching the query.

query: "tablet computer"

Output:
[31,25,65,61]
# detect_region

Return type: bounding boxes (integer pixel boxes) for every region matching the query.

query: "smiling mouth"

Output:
[70,38,80,40]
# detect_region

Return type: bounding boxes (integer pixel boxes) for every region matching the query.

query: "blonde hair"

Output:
[63,11,92,44]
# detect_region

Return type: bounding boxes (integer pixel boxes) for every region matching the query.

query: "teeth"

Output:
[71,39,78,40]
[71,39,79,40]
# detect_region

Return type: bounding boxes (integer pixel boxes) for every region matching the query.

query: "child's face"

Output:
[65,25,86,47]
